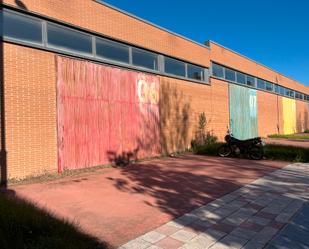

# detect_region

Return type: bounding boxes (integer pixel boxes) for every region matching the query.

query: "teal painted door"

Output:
[229,84,258,139]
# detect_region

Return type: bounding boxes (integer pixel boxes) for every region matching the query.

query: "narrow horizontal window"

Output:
[246,75,255,87]
[187,64,204,81]
[1,9,42,44]
[257,79,266,89]
[265,82,273,91]
[96,38,129,63]
[132,48,158,70]
[47,23,92,55]
[280,86,285,95]
[236,72,246,84]
[164,57,186,77]
[275,85,280,94]
[212,63,224,78]
[225,68,236,82]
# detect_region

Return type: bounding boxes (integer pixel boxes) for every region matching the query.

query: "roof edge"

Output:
[206,40,309,90]
[94,0,210,50]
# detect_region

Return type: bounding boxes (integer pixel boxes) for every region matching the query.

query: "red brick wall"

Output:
[3,43,57,180]
[159,76,229,153]
[210,42,309,95]
[257,91,281,137]
[3,0,210,67]
[296,100,309,132]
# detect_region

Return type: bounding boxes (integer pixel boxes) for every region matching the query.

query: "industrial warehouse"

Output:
[0,0,309,181]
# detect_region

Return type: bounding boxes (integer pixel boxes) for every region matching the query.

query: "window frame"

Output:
[1,8,44,46]
[131,47,159,71]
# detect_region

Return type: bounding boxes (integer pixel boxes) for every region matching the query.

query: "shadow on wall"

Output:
[106,78,192,166]
[296,108,309,133]
[0,2,8,187]
[159,80,191,154]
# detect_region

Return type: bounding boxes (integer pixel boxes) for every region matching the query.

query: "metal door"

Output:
[229,84,258,139]
[56,56,161,172]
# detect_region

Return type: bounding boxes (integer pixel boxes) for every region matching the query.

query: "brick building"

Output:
[0,0,308,181]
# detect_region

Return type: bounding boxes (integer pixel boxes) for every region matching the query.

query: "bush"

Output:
[191,112,218,148]
[264,144,309,162]
[304,129,309,134]
[192,142,224,156]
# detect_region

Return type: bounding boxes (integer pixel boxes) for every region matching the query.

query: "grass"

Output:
[0,193,111,249]
[268,133,309,140]
[192,143,309,162]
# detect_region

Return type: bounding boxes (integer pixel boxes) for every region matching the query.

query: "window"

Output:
[275,85,280,94]
[132,48,158,70]
[236,72,246,84]
[257,79,266,89]
[164,57,186,77]
[225,68,236,82]
[246,75,255,87]
[280,86,285,95]
[265,82,273,91]
[96,38,129,63]
[1,9,42,44]
[47,23,92,54]
[187,64,205,81]
[212,63,224,78]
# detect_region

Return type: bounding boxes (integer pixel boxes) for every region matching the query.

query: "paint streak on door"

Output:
[282,97,296,134]
[229,84,258,139]
[57,57,161,172]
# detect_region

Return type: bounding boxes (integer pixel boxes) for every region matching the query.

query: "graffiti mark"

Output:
[137,78,159,104]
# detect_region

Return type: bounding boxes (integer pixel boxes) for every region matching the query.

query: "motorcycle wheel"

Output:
[248,145,264,160]
[217,145,232,157]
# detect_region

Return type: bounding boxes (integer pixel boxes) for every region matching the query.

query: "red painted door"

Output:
[56,56,161,172]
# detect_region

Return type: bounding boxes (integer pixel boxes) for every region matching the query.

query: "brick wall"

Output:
[3,0,210,67]
[209,42,309,95]
[3,43,57,180]
[257,91,281,137]
[296,100,309,132]
[159,76,229,153]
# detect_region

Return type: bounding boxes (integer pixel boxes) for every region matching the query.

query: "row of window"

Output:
[0,8,208,83]
[212,63,309,102]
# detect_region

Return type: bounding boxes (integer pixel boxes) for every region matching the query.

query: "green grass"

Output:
[0,193,111,249]
[192,143,309,162]
[268,133,309,140]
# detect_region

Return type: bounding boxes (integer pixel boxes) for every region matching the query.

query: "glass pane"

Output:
[132,48,158,70]
[2,10,42,44]
[47,23,92,54]
[280,86,285,95]
[96,38,129,63]
[257,79,266,89]
[275,85,280,93]
[212,63,224,78]
[290,90,295,98]
[187,64,204,81]
[164,57,185,77]
[236,72,246,84]
[246,75,255,87]
[265,82,273,91]
[225,68,236,81]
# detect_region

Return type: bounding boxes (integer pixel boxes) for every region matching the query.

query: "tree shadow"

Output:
[0,190,112,249]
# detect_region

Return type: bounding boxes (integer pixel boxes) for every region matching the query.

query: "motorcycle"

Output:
[217,130,264,160]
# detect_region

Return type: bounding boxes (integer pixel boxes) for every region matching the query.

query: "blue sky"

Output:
[101,0,309,86]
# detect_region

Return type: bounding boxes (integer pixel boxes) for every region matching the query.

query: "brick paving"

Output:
[119,163,309,249]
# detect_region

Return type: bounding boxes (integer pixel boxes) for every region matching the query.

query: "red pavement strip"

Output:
[265,138,309,148]
[9,155,287,247]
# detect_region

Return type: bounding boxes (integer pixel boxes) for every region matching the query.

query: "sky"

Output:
[101,0,309,86]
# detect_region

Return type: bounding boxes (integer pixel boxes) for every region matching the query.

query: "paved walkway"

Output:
[119,163,309,249]
[11,155,286,247]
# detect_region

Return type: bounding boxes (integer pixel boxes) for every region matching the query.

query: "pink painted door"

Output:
[56,56,161,172]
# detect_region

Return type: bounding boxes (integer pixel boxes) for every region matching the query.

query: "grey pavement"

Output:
[119,163,309,249]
